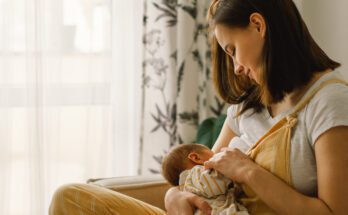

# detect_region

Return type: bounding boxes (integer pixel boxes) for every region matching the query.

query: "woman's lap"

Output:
[49,183,166,215]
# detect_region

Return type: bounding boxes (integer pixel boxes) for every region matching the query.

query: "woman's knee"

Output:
[49,183,86,214]
[51,183,83,200]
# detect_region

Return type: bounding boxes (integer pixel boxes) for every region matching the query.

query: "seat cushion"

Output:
[87,175,171,210]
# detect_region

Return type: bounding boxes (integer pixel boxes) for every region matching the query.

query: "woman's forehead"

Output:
[214,25,237,46]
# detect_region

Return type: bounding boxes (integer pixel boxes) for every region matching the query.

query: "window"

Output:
[0,0,143,214]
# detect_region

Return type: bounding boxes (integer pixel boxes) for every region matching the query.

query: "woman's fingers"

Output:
[203,160,214,169]
[204,151,224,169]
[188,195,212,215]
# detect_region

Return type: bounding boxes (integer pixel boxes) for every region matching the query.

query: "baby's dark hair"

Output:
[161,144,209,186]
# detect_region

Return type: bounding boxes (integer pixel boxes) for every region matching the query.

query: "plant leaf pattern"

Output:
[141,0,227,174]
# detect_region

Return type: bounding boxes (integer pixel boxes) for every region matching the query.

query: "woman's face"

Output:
[214,14,266,84]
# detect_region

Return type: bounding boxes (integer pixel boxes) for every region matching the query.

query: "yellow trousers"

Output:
[50,78,348,215]
[49,183,166,215]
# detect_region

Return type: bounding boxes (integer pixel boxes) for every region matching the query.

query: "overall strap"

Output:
[289,78,348,116]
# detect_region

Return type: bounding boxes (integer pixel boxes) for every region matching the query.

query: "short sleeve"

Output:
[305,84,348,145]
[227,104,241,136]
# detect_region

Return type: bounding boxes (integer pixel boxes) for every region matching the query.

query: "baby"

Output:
[162,143,249,215]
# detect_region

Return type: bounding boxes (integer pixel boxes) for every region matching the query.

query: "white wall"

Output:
[294,0,348,80]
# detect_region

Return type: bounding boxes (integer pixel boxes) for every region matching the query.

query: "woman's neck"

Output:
[268,69,332,117]
[288,69,332,105]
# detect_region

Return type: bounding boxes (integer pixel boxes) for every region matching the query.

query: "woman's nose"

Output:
[234,63,245,75]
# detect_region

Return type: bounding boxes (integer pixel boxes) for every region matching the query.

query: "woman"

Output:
[50,0,348,214]
[166,0,348,214]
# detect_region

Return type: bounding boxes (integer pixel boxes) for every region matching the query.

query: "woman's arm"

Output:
[314,126,348,214]
[164,187,212,215]
[247,126,348,214]
[205,126,348,214]
[211,119,236,153]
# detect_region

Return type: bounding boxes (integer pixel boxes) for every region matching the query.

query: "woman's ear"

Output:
[187,152,204,165]
[249,12,266,38]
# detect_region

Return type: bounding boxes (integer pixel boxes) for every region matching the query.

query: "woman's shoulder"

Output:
[227,103,242,116]
[308,76,348,108]
[305,70,348,107]
[303,73,348,144]
[227,102,264,118]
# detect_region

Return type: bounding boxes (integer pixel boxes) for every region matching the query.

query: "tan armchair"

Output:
[87,175,171,210]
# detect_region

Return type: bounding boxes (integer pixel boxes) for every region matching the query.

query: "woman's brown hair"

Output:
[208,0,340,114]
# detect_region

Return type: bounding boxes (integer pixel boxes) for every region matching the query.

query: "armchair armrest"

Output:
[87,175,171,210]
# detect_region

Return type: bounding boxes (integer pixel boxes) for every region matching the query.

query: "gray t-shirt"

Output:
[227,71,348,196]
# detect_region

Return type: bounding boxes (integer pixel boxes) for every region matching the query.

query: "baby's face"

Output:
[186,146,214,168]
[199,149,214,162]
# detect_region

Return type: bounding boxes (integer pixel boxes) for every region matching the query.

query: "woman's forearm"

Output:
[245,166,333,215]
[164,187,180,210]
[164,186,212,215]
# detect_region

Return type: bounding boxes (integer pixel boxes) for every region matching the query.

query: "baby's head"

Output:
[161,144,213,186]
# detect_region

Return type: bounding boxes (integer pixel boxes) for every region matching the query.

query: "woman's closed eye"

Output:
[227,46,236,58]
[228,48,236,61]
[230,48,236,57]
[223,44,235,57]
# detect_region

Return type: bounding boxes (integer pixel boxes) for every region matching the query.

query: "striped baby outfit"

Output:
[179,165,249,215]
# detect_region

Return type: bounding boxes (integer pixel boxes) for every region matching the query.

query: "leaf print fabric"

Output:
[140,0,227,174]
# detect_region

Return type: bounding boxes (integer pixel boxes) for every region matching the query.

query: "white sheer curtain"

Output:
[0,0,142,214]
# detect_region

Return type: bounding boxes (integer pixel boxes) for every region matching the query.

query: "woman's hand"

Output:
[165,187,212,215]
[204,147,258,184]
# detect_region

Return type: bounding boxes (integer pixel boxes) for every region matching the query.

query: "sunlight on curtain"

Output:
[0,0,142,214]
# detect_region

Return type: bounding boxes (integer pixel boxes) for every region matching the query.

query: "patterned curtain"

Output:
[140,0,227,174]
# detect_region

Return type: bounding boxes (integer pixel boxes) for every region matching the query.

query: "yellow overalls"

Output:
[240,78,348,214]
